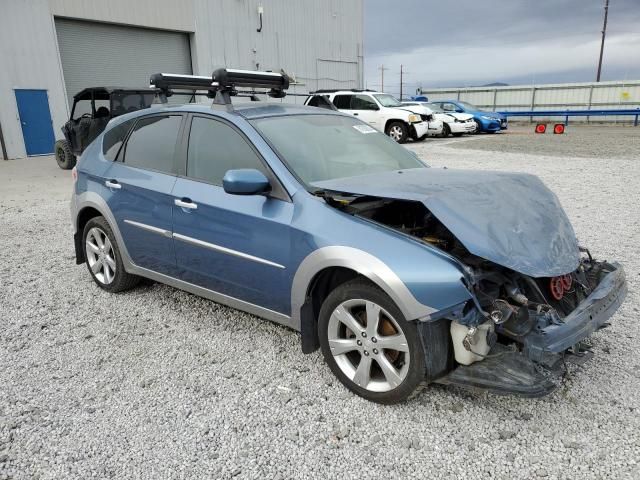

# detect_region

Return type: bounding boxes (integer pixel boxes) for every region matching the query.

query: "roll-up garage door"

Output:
[55,18,192,107]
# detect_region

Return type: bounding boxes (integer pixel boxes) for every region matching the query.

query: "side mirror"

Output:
[222,169,270,195]
[456,108,464,113]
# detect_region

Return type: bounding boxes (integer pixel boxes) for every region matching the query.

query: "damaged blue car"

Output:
[70,70,627,404]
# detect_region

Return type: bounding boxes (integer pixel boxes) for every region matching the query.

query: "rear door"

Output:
[171,114,294,313]
[103,114,184,275]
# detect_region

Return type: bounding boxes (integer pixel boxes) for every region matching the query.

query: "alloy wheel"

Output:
[327,299,410,392]
[85,227,116,285]
[388,125,403,141]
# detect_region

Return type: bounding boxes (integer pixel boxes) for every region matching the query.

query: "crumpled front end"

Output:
[436,251,627,396]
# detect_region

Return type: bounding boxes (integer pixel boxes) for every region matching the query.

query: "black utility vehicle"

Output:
[55,87,158,169]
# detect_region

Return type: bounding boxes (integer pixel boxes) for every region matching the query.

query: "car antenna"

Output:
[149,68,290,112]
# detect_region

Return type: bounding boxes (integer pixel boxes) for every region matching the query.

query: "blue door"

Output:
[15,89,55,156]
[104,114,184,276]
[171,115,294,313]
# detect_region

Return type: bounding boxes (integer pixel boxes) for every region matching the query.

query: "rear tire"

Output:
[54,140,76,170]
[318,279,430,404]
[82,216,140,293]
[385,121,409,143]
[473,119,482,134]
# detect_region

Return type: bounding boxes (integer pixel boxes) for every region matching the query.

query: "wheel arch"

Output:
[384,118,409,133]
[72,192,133,269]
[292,246,436,353]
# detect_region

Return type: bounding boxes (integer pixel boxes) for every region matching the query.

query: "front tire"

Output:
[82,216,139,292]
[473,119,482,134]
[54,140,76,170]
[318,279,427,404]
[385,121,409,143]
[441,123,451,138]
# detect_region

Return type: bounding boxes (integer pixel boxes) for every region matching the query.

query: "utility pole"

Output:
[378,64,389,91]
[596,0,610,82]
[399,65,403,100]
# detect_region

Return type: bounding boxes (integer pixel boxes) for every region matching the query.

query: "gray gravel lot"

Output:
[1,127,639,479]
[446,123,640,159]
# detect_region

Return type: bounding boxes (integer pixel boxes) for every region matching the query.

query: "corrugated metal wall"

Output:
[421,81,640,122]
[1,0,363,158]
[55,18,192,108]
[191,0,364,102]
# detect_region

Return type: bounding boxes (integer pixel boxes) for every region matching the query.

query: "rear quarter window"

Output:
[102,119,134,161]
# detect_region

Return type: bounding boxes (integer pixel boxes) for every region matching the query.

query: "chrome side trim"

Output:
[290,246,437,330]
[124,219,172,238]
[173,232,285,269]
[72,193,293,328]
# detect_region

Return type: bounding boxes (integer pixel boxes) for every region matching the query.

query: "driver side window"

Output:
[186,117,267,186]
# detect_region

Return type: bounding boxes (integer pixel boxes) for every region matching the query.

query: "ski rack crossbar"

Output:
[149,68,290,108]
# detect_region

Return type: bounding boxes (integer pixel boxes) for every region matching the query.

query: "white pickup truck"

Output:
[305,90,440,143]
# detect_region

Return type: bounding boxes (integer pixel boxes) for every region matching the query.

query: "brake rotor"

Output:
[356,309,400,363]
[561,274,573,290]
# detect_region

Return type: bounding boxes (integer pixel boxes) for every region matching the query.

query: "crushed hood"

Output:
[313,168,580,277]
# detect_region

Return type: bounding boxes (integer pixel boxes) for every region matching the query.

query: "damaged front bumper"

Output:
[523,262,627,363]
[436,262,627,397]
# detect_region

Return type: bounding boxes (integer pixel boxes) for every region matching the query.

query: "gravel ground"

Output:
[1,128,639,479]
[446,123,640,159]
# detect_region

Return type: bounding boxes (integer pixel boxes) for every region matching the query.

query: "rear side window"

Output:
[332,95,352,109]
[102,120,134,161]
[187,117,266,186]
[122,115,182,174]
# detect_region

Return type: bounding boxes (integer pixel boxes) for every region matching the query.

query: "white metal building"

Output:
[0,0,364,159]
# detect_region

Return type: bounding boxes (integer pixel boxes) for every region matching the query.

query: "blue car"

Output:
[430,100,507,133]
[70,70,626,404]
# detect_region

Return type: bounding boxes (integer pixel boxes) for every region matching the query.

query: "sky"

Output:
[363,0,640,96]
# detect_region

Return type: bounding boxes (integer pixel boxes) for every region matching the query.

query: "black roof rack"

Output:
[149,68,290,109]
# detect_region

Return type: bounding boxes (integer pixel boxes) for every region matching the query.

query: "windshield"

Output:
[373,94,403,108]
[426,103,444,113]
[251,114,426,186]
[458,101,478,110]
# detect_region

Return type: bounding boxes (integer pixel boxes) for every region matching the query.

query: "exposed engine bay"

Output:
[322,193,618,372]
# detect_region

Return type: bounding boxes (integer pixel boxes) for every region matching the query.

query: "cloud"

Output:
[364,0,640,89]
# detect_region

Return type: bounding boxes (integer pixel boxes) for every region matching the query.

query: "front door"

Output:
[14,89,55,156]
[171,115,293,314]
[104,114,184,275]
[348,94,381,128]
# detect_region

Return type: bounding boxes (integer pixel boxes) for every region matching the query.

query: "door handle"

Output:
[175,198,198,210]
[105,180,121,190]
[353,113,359,116]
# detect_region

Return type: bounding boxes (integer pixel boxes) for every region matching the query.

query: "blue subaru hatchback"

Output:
[70,70,626,403]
